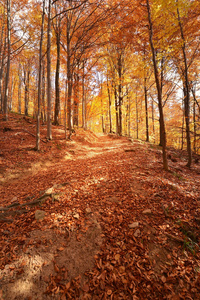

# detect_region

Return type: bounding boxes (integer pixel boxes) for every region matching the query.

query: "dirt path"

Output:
[0,118,200,299]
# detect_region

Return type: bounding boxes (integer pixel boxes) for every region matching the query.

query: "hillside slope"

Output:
[0,114,199,299]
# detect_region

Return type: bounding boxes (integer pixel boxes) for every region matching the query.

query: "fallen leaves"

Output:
[0,114,200,299]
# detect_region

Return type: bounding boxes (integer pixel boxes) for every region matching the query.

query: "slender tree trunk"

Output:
[159,56,165,146]
[82,60,87,130]
[101,98,105,133]
[54,29,61,125]
[193,94,196,154]
[183,80,191,164]
[1,37,7,113]
[36,0,45,151]
[18,63,22,114]
[176,2,192,167]
[0,11,5,112]
[144,77,149,142]
[181,97,184,150]
[3,0,11,121]
[128,93,131,137]
[114,84,119,134]
[146,0,168,170]
[136,91,139,139]
[106,77,112,133]
[66,16,73,138]
[118,99,122,135]
[118,54,123,136]
[42,62,46,123]
[0,49,5,112]
[73,72,79,127]
[24,68,30,116]
[47,0,52,140]
[9,76,14,111]
[64,78,67,139]
[100,81,105,133]
[152,98,155,143]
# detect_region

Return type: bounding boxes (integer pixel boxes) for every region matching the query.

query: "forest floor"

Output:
[0,113,200,300]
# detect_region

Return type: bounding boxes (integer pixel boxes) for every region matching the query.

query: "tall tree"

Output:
[146,0,168,170]
[53,1,63,125]
[176,0,192,167]
[3,0,11,121]
[47,0,52,140]
[36,0,45,151]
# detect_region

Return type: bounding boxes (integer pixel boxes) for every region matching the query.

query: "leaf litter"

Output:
[0,114,200,299]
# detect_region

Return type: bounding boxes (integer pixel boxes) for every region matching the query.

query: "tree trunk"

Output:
[144,77,149,142]
[82,60,86,130]
[54,29,61,125]
[73,72,79,127]
[18,63,22,114]
[128,93,131,137]
[9,76,14,111]
[24,68,30,116]
[47,0,52,140]
[36,0,45,151]
[0,10,5,112]
[151,98,155,143]
[181,97,184,150]
[118,53,123,136]
[136,91,139,139]
[64,78,67,139]
[176,2,192,167]
[100,81,105,133]
[193,94,196,154]
[114,84,119,134]
[42,62,46,123]
[106,77,112,133]
[146,0,168,170]
[3,0,11,121]
[67,14,73,138]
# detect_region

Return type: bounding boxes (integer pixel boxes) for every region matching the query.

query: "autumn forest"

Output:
[0,1,200,299]
[0,0,200,169]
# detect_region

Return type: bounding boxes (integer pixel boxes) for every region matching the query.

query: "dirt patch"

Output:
[0,221,102,300]
[148,242,172,277]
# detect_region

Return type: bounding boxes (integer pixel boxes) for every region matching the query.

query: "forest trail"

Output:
[0,114,200,299]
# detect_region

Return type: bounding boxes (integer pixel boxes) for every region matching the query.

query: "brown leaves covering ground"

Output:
[0,113,200,300]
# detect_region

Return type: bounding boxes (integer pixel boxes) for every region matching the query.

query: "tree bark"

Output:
[193,93,196,154]
[146,0,168,170]
[53,16,61,125]
[128,92,131,137]
[36,0,45,151]
[0,10,5,113]
[118,53,123,136]
[114,83,119,134]
[73,71,79,127]
[67,13,73,138]
[42,62,46,123]
[3,0,11,121]
[9,76,15,111]
[18,63,22,114]
[24,68,30,116]
[47,0,52,140]
[82,60,86,130]
[176,2,192,167]
[144,77,149,142]
[135,91,139,139]
[106,77,112,133]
